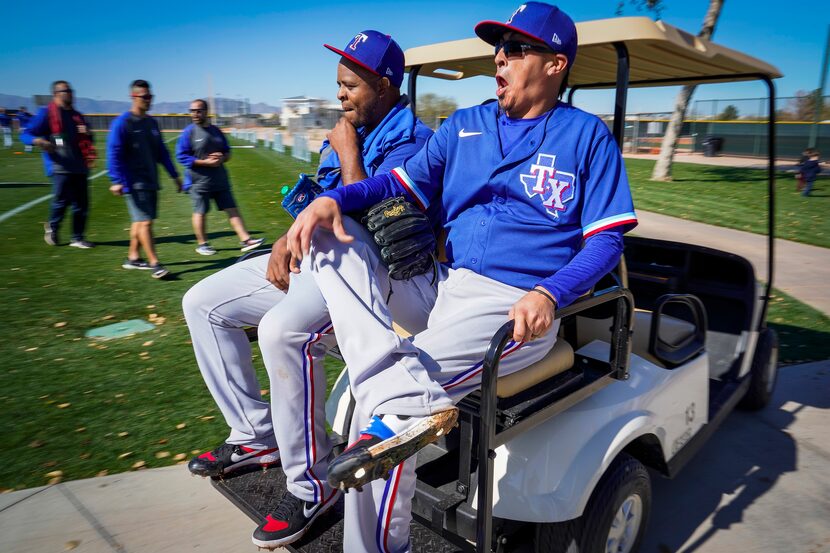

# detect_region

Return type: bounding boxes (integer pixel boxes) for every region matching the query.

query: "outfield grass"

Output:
[0,137,828,491]
[0,134,329,491]
[625,158,830,248]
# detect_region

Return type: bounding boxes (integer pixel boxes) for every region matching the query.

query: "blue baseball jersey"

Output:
[325,101,637,294]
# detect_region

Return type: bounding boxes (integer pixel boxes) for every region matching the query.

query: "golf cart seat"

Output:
[496,339,574,398]
[576,306,702,368]
[390,320,575,400]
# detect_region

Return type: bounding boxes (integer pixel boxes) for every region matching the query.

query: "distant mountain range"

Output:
[0,93,280,115]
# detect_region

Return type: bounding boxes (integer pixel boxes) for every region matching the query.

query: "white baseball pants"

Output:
[181,217,436,504]
[302,225,559,552]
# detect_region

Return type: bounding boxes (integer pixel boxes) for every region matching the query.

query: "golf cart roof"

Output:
[404,17,781,87]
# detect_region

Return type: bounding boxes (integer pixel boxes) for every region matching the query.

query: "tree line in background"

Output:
[712,91,830,121]
[778,91,830,121]
[416,93,458,129]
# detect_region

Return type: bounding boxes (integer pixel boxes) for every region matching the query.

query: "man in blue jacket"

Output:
[182,30,434,549]
[22,81,97,248]
[107,79,182,279]
[175,99,264,256]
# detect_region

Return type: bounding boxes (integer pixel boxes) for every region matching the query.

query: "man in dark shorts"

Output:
[106,79,182,279]
[175,99,264,256]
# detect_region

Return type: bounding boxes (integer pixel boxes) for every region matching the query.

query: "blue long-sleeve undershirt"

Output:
[537,230,623,308]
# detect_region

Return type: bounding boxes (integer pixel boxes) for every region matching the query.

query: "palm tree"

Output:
[651,0,725,181]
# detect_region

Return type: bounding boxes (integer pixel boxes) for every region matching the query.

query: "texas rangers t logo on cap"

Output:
[520,153,575,218]
[324,29,406,87]
[349,33,369,51]
[507,4,526,23]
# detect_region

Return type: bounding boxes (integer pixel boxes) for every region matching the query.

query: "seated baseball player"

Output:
[181,30,435,549]
[283,2,638,550]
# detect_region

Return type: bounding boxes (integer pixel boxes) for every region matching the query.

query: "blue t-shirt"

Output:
[498,112,547,155]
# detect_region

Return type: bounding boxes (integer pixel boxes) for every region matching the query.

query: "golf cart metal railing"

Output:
[475,287,635,552]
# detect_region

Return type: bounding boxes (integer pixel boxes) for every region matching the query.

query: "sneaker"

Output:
[188,442,280,477]
[44,223,57,246]
[122,258,151,270]
[240,237,265,252]
[327,409,458,491]
[150,264,170,279]
[195,243,217,256]
[69,240,95,249]
[251,490,340,549]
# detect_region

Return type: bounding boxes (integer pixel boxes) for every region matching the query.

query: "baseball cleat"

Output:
[251,489,341,549]
[187,442,280,477]
[327,409,458,490]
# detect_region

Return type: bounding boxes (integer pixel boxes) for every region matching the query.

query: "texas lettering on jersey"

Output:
[520,153,575,219]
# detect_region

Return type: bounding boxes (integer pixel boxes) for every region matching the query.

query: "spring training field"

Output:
[0,131,828,491]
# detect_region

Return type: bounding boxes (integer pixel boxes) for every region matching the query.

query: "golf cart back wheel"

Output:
[534,453,651,553]
[739,327,779,411]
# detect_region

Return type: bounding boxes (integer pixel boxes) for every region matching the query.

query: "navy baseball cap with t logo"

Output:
[474,2,578,65]
[324,30,405,88]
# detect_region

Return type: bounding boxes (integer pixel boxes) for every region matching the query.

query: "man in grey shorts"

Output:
[175,99,264,256]
[107,79,182,279]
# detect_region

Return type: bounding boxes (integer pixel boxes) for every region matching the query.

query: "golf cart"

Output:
[213,16,782,553]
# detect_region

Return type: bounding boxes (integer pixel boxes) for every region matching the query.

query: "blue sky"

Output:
[1,0,827,115]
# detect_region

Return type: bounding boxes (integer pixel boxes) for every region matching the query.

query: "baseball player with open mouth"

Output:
[284,2,638,550]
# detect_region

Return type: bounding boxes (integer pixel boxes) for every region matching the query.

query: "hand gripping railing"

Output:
[475,286,635,553]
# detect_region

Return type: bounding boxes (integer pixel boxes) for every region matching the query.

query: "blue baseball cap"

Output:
[324,30,405,88]
[475,2,578,65]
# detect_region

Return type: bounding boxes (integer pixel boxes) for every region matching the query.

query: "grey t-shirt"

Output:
[188,125,230,191]
[126,114,162,190]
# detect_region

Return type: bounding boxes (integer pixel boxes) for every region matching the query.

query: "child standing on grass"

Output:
[799,148,821,197]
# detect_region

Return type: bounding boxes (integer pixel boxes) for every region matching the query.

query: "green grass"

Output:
[0,137,828,491]
[767,288,830,363]
[625,158,830,248]
[0,133,331,491]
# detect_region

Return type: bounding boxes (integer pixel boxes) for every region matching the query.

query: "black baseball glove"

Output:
[362,196,436,280]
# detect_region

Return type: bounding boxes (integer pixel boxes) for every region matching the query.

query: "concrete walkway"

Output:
[624,151,830,174]
[2,361,829,553]
[0,464,254,553]
[633,210,830,317]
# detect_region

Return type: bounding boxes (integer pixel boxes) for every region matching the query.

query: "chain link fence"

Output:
[604,95,830,159]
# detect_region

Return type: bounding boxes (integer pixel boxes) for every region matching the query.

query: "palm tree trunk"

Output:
[651,0,725,181]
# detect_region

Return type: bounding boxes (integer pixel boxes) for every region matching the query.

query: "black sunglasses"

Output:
[132,94,154,100]
[54,88,73,94]
[495,40,556,58]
